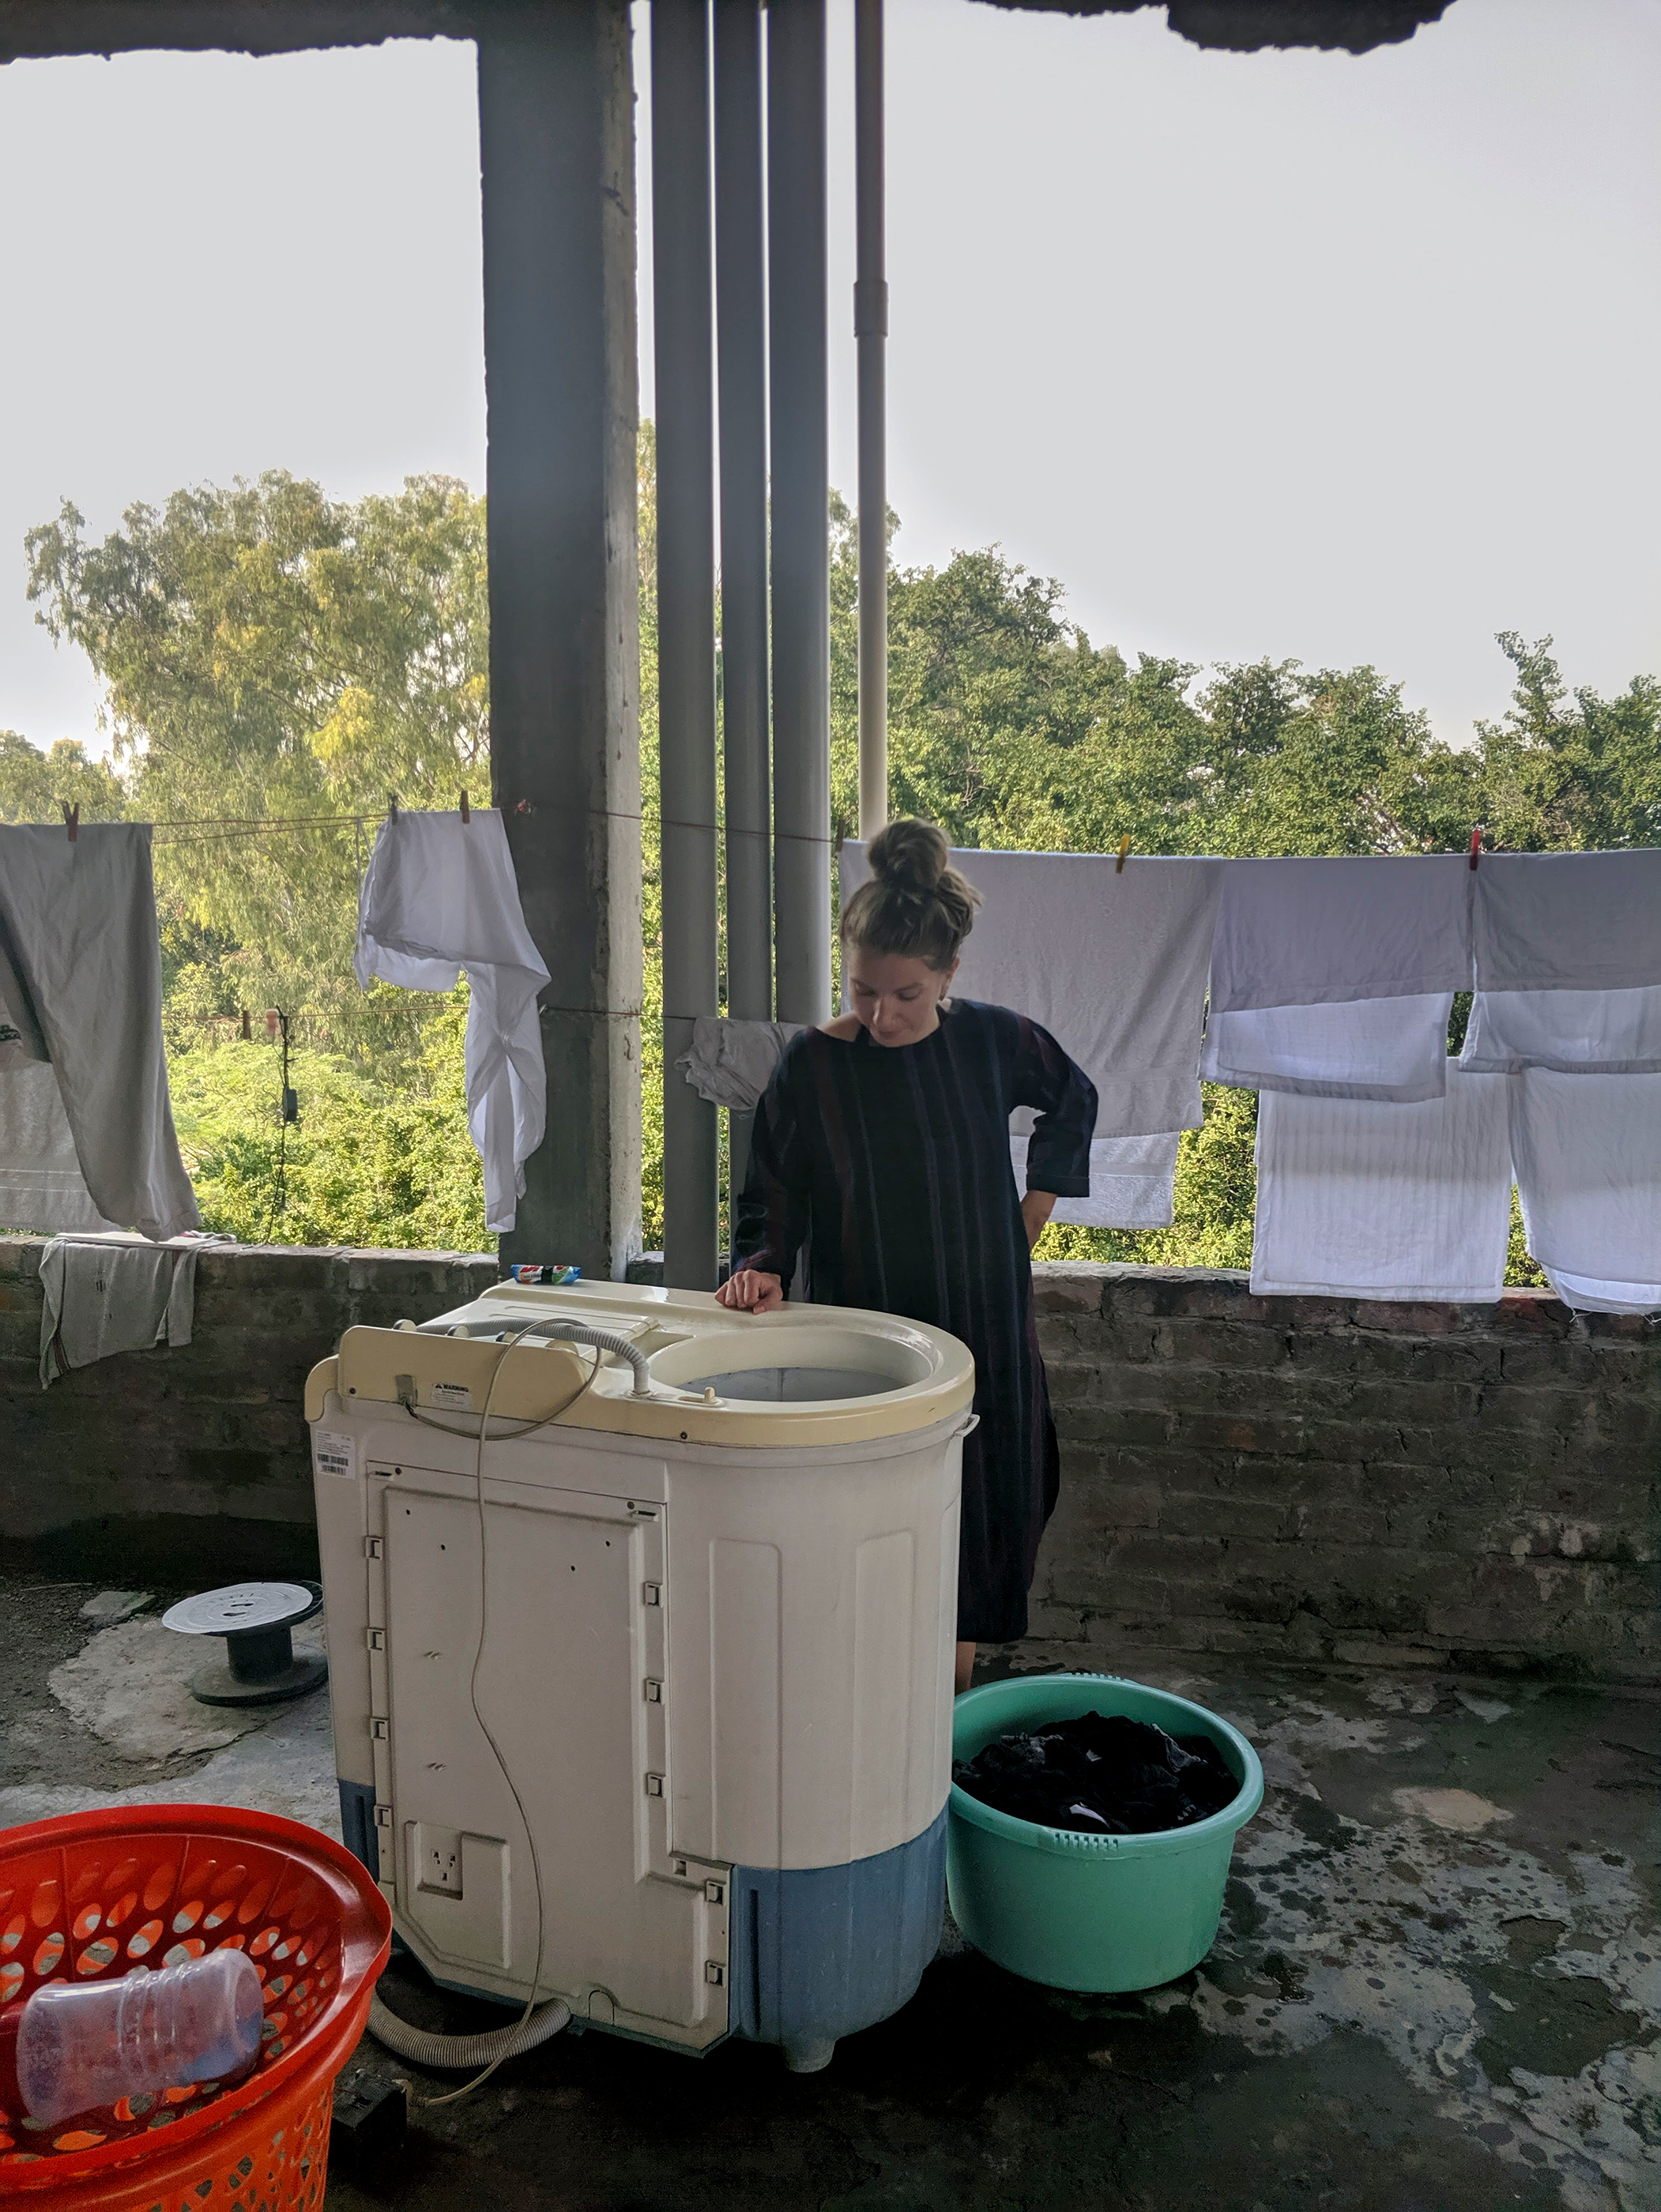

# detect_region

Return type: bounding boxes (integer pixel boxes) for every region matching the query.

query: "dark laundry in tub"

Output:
[952,1711,1241,1836]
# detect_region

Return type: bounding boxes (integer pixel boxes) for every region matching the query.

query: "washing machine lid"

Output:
[333,1280,976,1446]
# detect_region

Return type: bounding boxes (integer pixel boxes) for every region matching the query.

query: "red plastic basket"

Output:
[0,1805,390,2208]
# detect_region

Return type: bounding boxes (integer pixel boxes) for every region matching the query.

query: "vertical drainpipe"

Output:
[767,0,833,1029]
[653,0,721,1290]
[854,0,888,845]
[714,0,772,1204]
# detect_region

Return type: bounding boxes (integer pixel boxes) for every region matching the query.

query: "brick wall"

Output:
[2,1240,1655,1678]
[0,1239,497,1582]
[1030,1267,1660,1683]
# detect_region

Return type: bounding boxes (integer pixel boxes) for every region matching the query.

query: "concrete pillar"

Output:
[478,2,642,1280]
[653,0,721,1290]
[715,0,772,1196]
[768,0,834,1025]
[855,0,889,843]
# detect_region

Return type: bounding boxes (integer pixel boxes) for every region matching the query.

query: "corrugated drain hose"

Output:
[367,1991,571,2071]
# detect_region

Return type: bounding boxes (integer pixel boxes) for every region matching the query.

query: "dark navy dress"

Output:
[732,999,1097,1642]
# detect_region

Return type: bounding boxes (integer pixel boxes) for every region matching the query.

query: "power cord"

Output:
[381,1322,605,2104]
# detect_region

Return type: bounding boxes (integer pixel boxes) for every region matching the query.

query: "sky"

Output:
[1,0,1657,760]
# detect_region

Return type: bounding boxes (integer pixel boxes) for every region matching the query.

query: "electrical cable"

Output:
[371,1322,610,2097]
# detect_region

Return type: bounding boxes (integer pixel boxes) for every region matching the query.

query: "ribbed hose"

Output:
[522,1320,653,1396]
[367,1992,572,2071]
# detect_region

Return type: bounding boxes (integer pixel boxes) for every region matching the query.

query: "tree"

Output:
[1475,634,1661,852]
[26,472,488,1047]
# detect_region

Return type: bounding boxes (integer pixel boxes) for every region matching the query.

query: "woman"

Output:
[718,819,1098,1694]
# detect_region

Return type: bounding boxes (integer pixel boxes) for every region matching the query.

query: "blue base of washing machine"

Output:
[338,1777,948,2067]
[729,1804,948,2066]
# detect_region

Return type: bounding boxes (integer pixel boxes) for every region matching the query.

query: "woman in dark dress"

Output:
[719,820,1098,1694]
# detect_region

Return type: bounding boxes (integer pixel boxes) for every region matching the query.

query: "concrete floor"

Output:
[1,1564,1655,2212]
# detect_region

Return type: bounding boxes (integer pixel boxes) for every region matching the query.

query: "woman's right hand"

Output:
[718,1269,785,1313]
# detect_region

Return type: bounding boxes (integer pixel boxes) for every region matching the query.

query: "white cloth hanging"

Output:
[1249,1062,1512,1302]
[355,809,550,1236]
[840,843,1223,1136]
[0,825,198,1242]
[1201,994,1455,1102]
[39,1229,207,1387]
[676,1017,803,1112]
[1508,1066,1661,1315]
[1459,984,1661,1075]
[1474,848,1661,994]
[1208,855,1473,1011]
[1010,1129,1180,1230]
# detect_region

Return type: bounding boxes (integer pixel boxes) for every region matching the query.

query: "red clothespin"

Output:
[1116,833,1131,875]
[459,788,471,824]
[1468,826,1482,871]
[61,801,79,843]
[512,799,533,817]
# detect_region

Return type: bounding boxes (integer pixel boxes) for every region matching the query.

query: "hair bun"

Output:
[868,817,948,894]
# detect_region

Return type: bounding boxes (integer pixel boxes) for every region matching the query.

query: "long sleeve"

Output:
[1012,1015,1097,1198]
[732,1059,814,1292]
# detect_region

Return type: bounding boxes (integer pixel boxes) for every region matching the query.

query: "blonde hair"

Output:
[841,818,981,972]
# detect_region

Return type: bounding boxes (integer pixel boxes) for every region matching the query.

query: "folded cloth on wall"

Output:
[356,809,551,1236]
[1475,848,1661,994]
[676,1017,803,1112]
[1010,1129,1180,1230]
[1201,993,1455,1102]
[1208,855,1472,1012]
[0,825,198,1242]
[1508,1066,1661,1315]
[840,843,1223,1135]
[1459,984,1661,1075]
[1249,1062,1512,1302]
[0,1062,121,1236]
[39,1230,202,1387]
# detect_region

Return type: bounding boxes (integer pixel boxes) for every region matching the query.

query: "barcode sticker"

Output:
[316,1430,356,1480]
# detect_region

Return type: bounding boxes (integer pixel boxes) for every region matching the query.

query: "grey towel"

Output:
[0,825,198,1240]
[676,1017,803,1112]
[39,1232,201,1388]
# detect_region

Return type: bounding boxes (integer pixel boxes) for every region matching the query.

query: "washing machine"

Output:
[306,1277,974,2071]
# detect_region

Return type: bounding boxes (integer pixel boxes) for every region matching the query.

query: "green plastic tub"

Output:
[947,1672,1264,1992]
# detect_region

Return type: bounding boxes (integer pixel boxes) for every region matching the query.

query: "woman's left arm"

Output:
[1010,1015,1098,1240]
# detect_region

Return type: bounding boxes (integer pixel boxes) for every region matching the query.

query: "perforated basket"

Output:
[0,1804,390,2208]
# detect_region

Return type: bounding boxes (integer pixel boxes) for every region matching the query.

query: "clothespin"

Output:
[240,1008,251,1042]
[512,799,533,817]
[1116,833,1131,875]
[459,788,471,824]
[387,792,399,822]
[60,801,79,843]
[1468,826,1482,871]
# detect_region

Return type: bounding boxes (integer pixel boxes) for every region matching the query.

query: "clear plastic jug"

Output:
[13,1947,263,2127]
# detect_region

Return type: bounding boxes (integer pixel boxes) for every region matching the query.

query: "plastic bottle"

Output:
[6,1948,263,2128]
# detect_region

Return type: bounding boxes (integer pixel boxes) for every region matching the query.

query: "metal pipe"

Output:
[714,0,771,1198]
[766,0,833,1025]
[652,0,721,1289]
[854,0,888,844]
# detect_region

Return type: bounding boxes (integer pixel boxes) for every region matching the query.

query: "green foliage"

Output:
[16,434,1655,1279]
[0,732,130,826]
[168,994,486,1250]
[26,472,487,1049]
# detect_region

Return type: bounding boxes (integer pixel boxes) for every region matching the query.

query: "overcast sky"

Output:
[2,0,1656,761]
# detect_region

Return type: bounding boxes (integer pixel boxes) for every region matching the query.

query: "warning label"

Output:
[432,1382,473,1410]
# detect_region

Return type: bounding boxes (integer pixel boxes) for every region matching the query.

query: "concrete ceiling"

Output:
[0,0,1458,64]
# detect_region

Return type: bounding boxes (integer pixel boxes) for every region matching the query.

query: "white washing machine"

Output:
[307,1277,974,2071]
